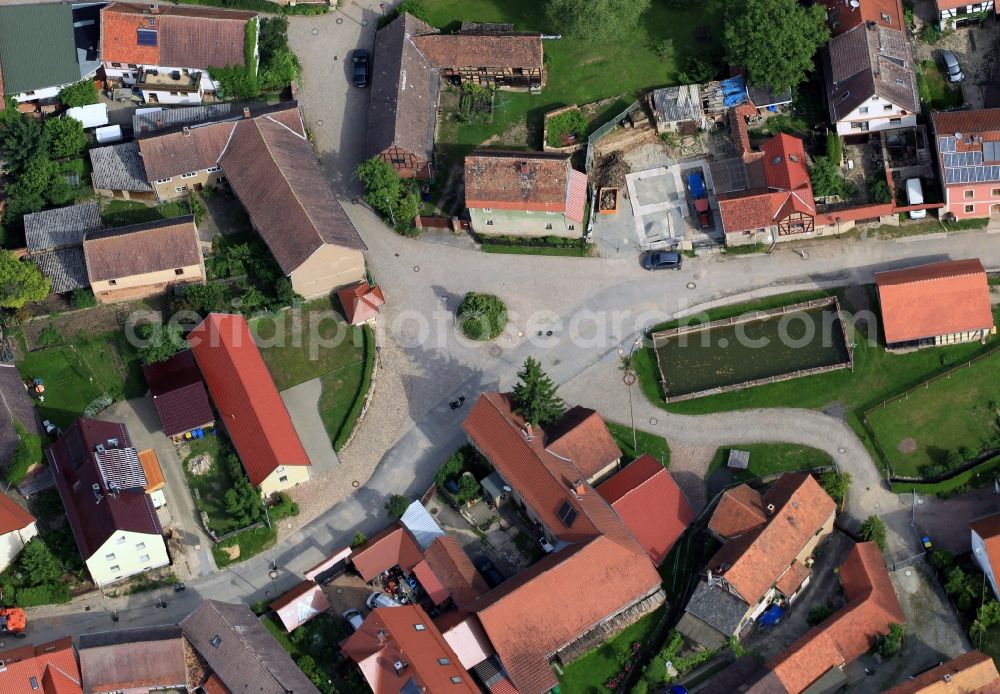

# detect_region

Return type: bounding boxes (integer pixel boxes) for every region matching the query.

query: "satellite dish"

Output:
[849,0,860,7]
[955,132,963,140]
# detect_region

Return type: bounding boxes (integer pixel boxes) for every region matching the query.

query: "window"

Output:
[482,208,492,213]
[485,220,493,225]
[851,122,864,130]
[966,204,975,213]
[414,624,426,631]
[137,28,157,46]
[275,466,285,474]
[136,542,145,550]
[109,565,120,572]
[139,554,150,563]
[207,166,221,173]
[889,118,902,124]
[105,553,116,561]
[109,279,117,286]
[174,268,184,275]
[965,189,975,199]
[175,186,188,193]
[545,223,553,230]
[881,11,891,22]
[525,210,534,214]
[883,104,893,112]
[992,188,1000,197]
[438,658,450,665]
[155,177,172,184]
[117,536,127,545]
[279,475,288,483]
[211,635,222,648]
[568,224,575,230]
[29,677,38,690]
[859,106,869,114]
[450,677,463,684]
[181,171,198,179]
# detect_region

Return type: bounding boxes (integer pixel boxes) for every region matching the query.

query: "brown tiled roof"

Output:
[221,114,366,274]
[0,638,82,694]
[341,604,479,693]
[464,151,573,213]
[767,542,904,694]
[971,512,1000,588]
[932,108,1000,136]
[78,626,186,693]
[349,523,424,582]
[137,121,235,182]
[473,536,663,694]
[366,13,439,162]
[875,259,994,344]
[0,492,34,535]
[46,419,162,560]
[708,484,766,539]
[775,560,811,598]
[412,33,542,69]
[142,349,215,438]
[817,0,905,35]
[884,650,1000,693]
[544,405,622,480]
[422,535,490,609]
[825,23,918,121]
[100,2,256,70]
[181,601,320,694]
[83,215,202,283]
[707,473,836,604]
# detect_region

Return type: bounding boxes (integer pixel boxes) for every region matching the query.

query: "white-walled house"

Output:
[825,21,919,137]
[936,0,997,27]
[972,513,1000,600]
[48,419,169,587]
[100,2,258,105]
[0,494,38,572]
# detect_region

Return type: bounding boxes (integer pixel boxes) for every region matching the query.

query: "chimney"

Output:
[943,674,953,683]
[149,3,160,13]
[183,126,190,136]
[766,503,776,514]
[519,161,530,174]
[573,478,586,496]
[393,661,407,676]
[523,423,533,440]
[707,569,713,584]
[243,106,251,119]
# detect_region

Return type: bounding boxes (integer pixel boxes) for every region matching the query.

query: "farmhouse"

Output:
[0,638,83,694]
[821,0,919,137]
[268,580,331,632]
[83,216,205,304]
[677,473,837,649]
[464,151,588,239]
[89,142,156,201]
[100,2,258,105]
[934,0,997,27]
[884,650,1000,692]
[875,259,995,349]
[78,626,187,694]
[47,418,170,587]
[931,109,1000,220]
[189,313,311,496]
[367,13,544,179]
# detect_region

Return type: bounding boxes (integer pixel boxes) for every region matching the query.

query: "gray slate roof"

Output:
[0,4,80,94]
[89,142,154,193]
[133,103,235,137]
[181,600,321,694]
[366,13,439,162]
[23,202,101,251]
[31,247,88,294]
[0,365,42,465]
[684,577,750,637]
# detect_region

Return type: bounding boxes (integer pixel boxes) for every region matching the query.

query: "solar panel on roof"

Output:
[557,500,578,528]
[986,141,1000,163]
[137,28,157,46]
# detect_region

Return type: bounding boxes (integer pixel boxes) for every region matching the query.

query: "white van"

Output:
[366,591,402,609]
[905,178,926,219]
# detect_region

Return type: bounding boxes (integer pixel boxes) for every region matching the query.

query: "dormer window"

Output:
[881,12,891,22]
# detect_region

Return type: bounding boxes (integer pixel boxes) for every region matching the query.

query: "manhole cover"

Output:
[649,418,658,425]
[686,282,696,289]
[336,17,343,24]
[441,296,448,303]
[905,570,912,576]
[315,119,324,126]
[352,480,359,488]
[361,19,369,26]
[517,331,524,337]
[838,447,847,453]
[336,587,343,594]
[717,337,729,348]
[194,544,201,551]
[352,197,360,204]
[413,265,420,272]
[311,27,319,35]
[874,502,880,510]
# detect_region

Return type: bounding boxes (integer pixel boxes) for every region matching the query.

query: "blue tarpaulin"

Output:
[759,604,785,626]
[721,75,749,107]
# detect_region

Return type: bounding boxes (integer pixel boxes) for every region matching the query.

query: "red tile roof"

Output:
[412,33,543,70]
[341,604,479,693]
[188,313,309,487]
[708,485,767,540]
[412,560,450,604]
[0,637,82,694]
[0,491,34,535]
[884,650,1000,693]
[544,406,622,481]
[767,542,904,694]
[138,449,165,493]
[473,536,662,694]
[143,349,215,438]
[597,454,693,565]
[707,473,837,604]
[422,535,490,609]
[464,151,583,217]
[817,0,904,34]
[100,2,256,70]
[876,259,994,344]
[349,523,424,582]
[337,281,385,326]
[775,560,812,598]
[932,108,1000,137]
[971,512,1000,584]
[47,419,162,560]
[268,580,331,632]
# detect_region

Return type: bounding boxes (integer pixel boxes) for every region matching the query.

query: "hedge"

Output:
[890,453,1000,495]
[333,324,376,451]
[15,583,70,607]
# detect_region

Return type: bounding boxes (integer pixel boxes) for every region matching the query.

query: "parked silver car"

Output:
[941,50,964,83]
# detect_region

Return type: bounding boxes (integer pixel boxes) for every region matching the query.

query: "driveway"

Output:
[281,378,339,475]
[104,397,216,578]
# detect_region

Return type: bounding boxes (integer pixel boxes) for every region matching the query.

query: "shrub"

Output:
[269,492,299,521]
[37,325,62,347]
[6,422,42,485]
[826,131,842,164]
[385,494,409,519]
[13,583,70,607]
[819,471,851,506]
[930,549,956,571]
[378,0,431,29]
[656,38,675,62]
[71,288,97,309]
[807,604,834,626]
[351,531,368,548]
[46,118,88,159]
[436,450,464,487]
[869,178,892,204]
[546,109,587,148]
[921,23,942,44]
[810,156,856,198]
[859,515,887,551]
[457,292,507,341]
[875,623,905,658]
[58,80,98,107]
[356,157,420,233]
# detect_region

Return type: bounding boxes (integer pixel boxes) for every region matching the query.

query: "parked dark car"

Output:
[473,555,504,588]
[941,50,964,83]
[641,250,683,271]
[352,49,370,88]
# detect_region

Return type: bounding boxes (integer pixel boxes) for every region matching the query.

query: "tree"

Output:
[351,531,368,547]
[385,494,410,519]
[457,292,507,341]
[724,0,830,93]
[545,0,651,42]
[224,474,264,526]
[135,323,186,365]
[46,117,88,159]
[859,515,887,551]
[656,39,675,63]
[356,157,419,232]
[435,450,465,487]
[6,421,42,485]
[18,538,63,585]
[0,252,50,309]
[809,156,855,198]
[0,116,50,174]
[869,177,892,204]
[511,357,565,427]
[59,80,98,108]
[818,471,851,507]
[875,623,905,658]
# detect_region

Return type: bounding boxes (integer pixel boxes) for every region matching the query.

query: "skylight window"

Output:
[137,28,158,46]
[557,500,578,528]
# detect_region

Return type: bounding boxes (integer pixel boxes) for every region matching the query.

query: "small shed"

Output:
[65,103,109,129]
[480,471,510,506]
[400,501,445,550]
[337,281,385,326]
[269,580,331,632]
[649,84,704,134]
[727,449,750,470]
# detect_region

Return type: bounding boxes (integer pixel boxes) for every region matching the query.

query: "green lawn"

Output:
[481,244,593,257]
[917,60,964,110]
[180,435,242,536]
[213,525,276,567]
[558,607,662,694]
[606,421,671,467]
[100,199,191,227]
[867,350,1000,477]
[425,0,726,166]
[705,443,833,483]
[252,297,365,391]
[16,331,145,428]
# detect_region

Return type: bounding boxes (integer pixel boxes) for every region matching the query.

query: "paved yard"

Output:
[281,378,339,475]
[903,486,1000,555]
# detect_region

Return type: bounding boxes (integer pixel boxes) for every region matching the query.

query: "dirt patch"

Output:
[23,300,163,350]
[897,437,918,454]
[188,454,214,476]
[221,545,240,561]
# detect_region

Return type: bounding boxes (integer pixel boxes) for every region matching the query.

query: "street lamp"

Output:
[618,333,644,453]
